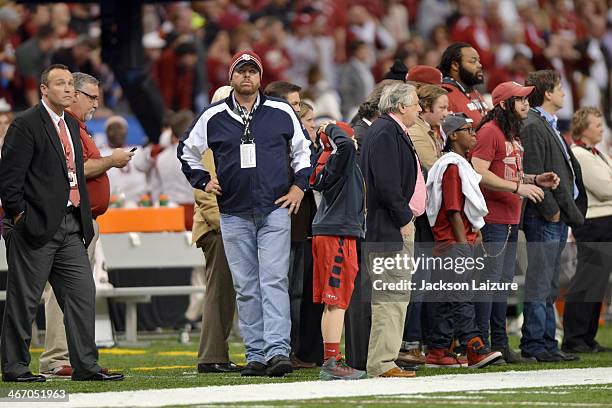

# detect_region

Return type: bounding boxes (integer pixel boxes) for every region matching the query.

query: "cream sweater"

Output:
[571,144,612,219]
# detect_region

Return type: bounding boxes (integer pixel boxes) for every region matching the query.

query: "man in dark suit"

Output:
[0,64,123,382]
[519,69,587,363]
[360,82,423,378]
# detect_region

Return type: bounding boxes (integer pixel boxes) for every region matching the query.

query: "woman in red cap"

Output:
[470,81,559,364]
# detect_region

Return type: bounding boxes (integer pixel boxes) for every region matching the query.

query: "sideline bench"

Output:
[0,285,205,343]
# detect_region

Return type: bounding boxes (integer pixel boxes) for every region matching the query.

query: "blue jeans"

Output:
[520,215,568,356]
[220,208,291,363]
[475,223,518,349]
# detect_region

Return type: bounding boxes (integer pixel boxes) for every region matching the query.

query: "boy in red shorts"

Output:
[310,121,366,380]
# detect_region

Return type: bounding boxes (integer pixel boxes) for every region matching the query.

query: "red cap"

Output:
[492,81,534,106]
[228,50,263,80]
[406,65,443,85]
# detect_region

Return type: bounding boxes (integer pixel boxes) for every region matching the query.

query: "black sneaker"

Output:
[562,343,595,353]
[240,361,267,377]
[493,346,529,364]
[521,351,562,363]
[266,355,293,377]
[550,351,580,362]
[591,343,612,353]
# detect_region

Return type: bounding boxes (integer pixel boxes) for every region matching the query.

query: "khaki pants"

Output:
[197,230,236,364]
[366,223,415,377]
[39,220,99,372]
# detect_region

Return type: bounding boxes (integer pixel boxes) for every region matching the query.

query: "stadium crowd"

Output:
[0,0,611,382]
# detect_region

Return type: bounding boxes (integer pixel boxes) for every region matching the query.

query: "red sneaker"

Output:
[41,365,72,377]
[425,349,464,368]
[467,337,502,368]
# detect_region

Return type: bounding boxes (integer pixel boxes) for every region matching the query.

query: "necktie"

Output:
[57,118,80,207]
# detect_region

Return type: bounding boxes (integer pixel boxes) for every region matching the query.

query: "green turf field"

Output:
[6,324,612,397]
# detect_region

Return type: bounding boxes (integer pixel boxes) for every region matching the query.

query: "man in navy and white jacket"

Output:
[178,51,312,377]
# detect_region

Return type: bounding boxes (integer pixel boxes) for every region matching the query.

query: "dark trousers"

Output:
[562,215,612,350]
[197,231,236,364]
[1,212,100,379]
[474,223,518,349]
[427,244,480,349]
[344,238,371,370]
[520,215,567,356]
[288,240,323,363]
[403,215,433,345]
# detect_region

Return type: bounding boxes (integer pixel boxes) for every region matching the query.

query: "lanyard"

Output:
[237,105,254,144]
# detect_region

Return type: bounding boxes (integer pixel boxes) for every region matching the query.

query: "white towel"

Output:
[426,152,488,230]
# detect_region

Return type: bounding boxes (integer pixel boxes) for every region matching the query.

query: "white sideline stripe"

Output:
[24,367,612,407]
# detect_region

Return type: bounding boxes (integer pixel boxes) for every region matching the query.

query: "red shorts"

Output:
[312,235,358,309]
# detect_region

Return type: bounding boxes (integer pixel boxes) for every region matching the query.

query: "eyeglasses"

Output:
[76,89,99,102]
[456,126,475,134]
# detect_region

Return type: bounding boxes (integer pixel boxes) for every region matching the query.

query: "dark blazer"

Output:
[0,103,94,248]
[520,109,587,228]
[360,114,417,244]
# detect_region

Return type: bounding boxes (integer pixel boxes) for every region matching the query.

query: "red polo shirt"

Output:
[66,110,110,218]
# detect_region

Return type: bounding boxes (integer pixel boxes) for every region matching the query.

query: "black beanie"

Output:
[383,59,409,81]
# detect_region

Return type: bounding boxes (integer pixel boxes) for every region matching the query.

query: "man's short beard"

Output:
[85,110,94,121]
[459,65,483,88]
[233,83,258,97]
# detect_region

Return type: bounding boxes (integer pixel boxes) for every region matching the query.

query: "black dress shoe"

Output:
[550,351,580,361]
[266,355,293,377]
[78,372,124,381]
[198,362,243,373]
[2,371,46,382]
[241,361,267,377]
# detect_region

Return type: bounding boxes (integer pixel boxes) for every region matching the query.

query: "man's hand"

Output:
[547,211,561,223]
[536,172,560,189]
[475,230,483,246]
[400,222,414,239]
[517,183,544,203]
[205,178,222,196]
[275,185,305,215]
[111,148,134,168]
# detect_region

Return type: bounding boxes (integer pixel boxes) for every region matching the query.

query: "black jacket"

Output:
[360,114,417,243]
[352,117,371,162]
[311,124,365,238]
[520,109,587,228]
[0,103,94,248]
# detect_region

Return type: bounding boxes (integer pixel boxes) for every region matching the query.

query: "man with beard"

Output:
[179,51,312,377]
[471,81,560,364]
[439,43,489,125]
[38,72,133,377]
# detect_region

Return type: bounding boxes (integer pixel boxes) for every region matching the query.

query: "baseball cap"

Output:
[492,81,534,106]
[228,51,263,80]
[406,65,443,85]
[442,113,474,136]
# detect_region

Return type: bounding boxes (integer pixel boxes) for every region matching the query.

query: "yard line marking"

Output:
[132,365,193,371]
[22,367,612,408]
